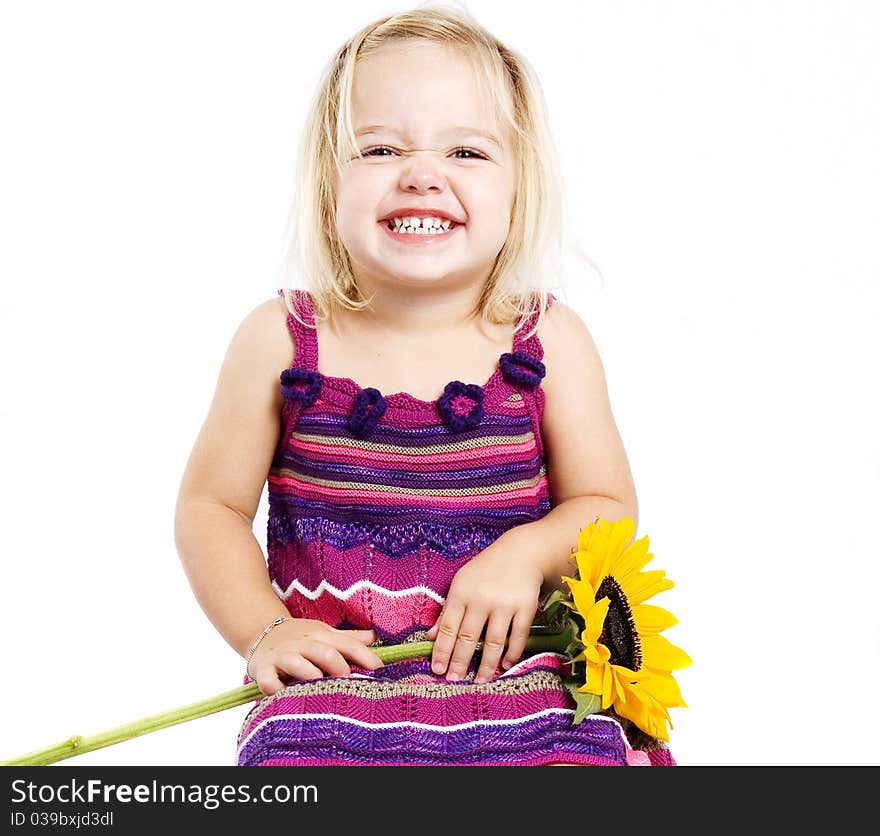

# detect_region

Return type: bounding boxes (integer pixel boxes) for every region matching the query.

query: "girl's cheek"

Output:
[348,168,392,192]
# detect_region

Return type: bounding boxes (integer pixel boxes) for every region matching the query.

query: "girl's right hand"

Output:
[247,618,384,696]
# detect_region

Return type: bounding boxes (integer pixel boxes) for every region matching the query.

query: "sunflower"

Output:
[560,516,691,742]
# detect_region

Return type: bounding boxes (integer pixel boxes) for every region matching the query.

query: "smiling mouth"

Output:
[380,219,463,245]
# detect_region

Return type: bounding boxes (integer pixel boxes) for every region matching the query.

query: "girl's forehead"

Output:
[358,39,467,70]
[350,44,511,145]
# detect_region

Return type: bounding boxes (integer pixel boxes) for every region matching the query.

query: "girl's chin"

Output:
[357,267,467,289]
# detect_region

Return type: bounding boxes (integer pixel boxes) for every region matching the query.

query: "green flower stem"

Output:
[0,629,572,767]
[0,683,264,767]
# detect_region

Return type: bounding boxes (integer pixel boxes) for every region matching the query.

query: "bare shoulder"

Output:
[533,298,636,510]
[536,299,606,394]
[174,295,296,520]
[230,294,297,371]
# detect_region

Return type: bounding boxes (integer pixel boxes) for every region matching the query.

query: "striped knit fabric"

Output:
[235,289,675,767]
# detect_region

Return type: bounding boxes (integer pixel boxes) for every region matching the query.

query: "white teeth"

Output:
[388,215,456,234]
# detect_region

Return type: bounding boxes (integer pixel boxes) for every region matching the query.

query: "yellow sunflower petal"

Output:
[615,684,671,742]
[584,642,609,664]
[573,534,597,576]
[588,558,608,589]
[603,516,636,555]
[594,521,627,583]
[642,712,671,742]
[613,534,654,582]
[615,689,663,739]
[617,666,684,734]
[620,569,674,605]
[632,604,679,635]
[641,634,693,671]
[640,695,673,736]
[573,547,599,588]
[601,660,615,709]
[575,518,601,553]
[575,517,636,587]
[583,660,604,695]
[566,578,597,621]
[611,664,647,704]
[610,662,641,679]
[637,670,687,709]
[584,596,610,643]
[609,669,630,704]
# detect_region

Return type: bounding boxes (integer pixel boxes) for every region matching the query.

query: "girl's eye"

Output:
[453,147,487,160]
[361,146,487,160]
[363,146,395,157]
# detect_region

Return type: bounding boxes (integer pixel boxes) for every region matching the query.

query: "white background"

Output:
[1,0,878,768]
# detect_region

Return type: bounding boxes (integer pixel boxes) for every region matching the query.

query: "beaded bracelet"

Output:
[245,616,292,680]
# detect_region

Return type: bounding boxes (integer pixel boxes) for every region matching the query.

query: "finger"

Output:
[277,653,325,683]
[430,603,465,676]
[474,612,512,684]
[501,609,534,670]
[301,642,354,678]
[251,653,322,696]
[251,668,287,697]
[342,628,378,645]
[445,610,487,681]
[342,638,385,670]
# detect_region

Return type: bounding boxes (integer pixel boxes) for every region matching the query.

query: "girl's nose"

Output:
[398,150,448,193]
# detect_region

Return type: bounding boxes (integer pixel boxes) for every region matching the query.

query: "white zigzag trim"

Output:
[272,577,445,605]
[497,651,567,677]
[236,706,625,757]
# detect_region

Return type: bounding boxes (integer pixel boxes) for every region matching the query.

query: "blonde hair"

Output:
[279,1,569,338]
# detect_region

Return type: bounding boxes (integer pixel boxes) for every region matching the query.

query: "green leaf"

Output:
[541,589,569,609]
[562,677,601,725]
[565,640,584,659]
[572,691,602,725]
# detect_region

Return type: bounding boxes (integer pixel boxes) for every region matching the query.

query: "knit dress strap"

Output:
[512,291,556,357]
[498,292,556,446]
[270,289,323,463]
[277,288,319,372]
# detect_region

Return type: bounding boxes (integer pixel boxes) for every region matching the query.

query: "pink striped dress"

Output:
[235,289,674,766]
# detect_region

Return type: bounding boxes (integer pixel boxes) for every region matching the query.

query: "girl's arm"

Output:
[174,298,296,658]
[173,298,383,693]
[522,299,639,592]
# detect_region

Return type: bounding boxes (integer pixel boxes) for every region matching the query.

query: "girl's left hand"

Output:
[425,529,544,684]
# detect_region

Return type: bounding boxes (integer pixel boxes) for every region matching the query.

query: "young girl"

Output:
[175,3,675,766]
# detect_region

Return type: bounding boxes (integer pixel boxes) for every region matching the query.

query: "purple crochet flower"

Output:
[348,387,387,437]
[438,381,485,432]
[280,367,322,405]
[499,350,546,389]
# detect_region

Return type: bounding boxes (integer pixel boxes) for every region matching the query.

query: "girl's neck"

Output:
[353,282,486,338]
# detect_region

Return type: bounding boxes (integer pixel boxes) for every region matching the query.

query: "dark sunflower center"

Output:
[597,576,642,671]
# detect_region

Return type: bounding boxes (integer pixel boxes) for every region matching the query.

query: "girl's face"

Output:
[334,43,516,296]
